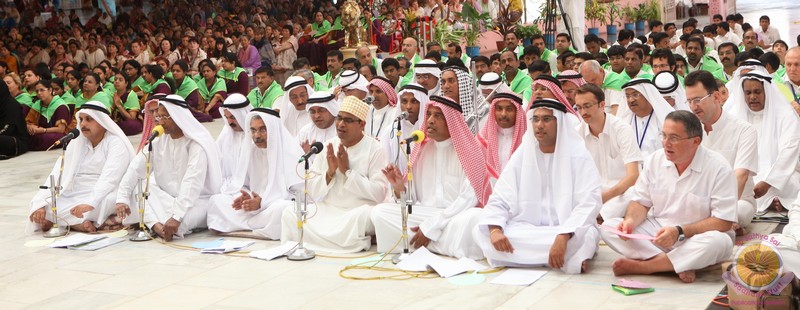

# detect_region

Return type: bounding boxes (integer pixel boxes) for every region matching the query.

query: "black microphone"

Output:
[364,96,375,105]
[395,111,409,121]
[47,128,80,150]
[298,141,324,163]
[148,125,164,143]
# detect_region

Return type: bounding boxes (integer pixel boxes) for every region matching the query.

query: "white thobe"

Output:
[379,116,420,175]
[117,136,214,237]
[365,104,398,140]
[28,135,131,230]
[473,145,603,273]
[496,127,514,172]
[772,197,800,274]
[626,112,663,159]
[702,112,758,226]
[218,131,246,188]
[748,110,800,212]
[296,123,336,164]
[579,114,643,219]
[600,147,738,273]
[208,149,294,239]
[278,98,311,137]
[372,139,484,259]
[281,136,389,253]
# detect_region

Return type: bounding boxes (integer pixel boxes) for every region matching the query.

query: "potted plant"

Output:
[494,1,522,52]
[634,3,648,31]
[585,0,606,36]
[432,21,464,57]
[456,2,493,57]
[534,0,560,50]
[604,2,620,36]
[517,24,540,46]
[621,4,636,31]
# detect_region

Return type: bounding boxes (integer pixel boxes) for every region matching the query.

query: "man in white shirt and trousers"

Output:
[600,110,738,283]
[208,108,304,239]
[115,95,222,241]
[474,98,603,274]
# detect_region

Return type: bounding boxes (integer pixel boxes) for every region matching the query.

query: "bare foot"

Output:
[41,220,54,232]
[581,260,589,273]
[70,205,94,218]
[771,199,785,213]
[152,223,165,239]
[98,215,122,231]
[678,270,696,283]
[611,258,644,276]
[71,221,97,233]
[596,215,604,225]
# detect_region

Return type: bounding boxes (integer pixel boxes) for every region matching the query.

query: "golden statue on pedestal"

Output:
[341,0,367,48]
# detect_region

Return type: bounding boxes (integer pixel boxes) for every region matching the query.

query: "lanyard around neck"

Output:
[634,110,654,150]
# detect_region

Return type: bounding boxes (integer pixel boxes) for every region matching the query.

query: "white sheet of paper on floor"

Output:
[395,246,438,272]
[429,257,487,278]
[249,241,298,260]
[489,268,548,286]
[68,237,125,251]
[48,233,107,248]
[199,240,254,254]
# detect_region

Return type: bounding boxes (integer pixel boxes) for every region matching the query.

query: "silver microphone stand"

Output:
[287,159,315,260]
[43,143,69,238]
[392,141,414,264]
[130,142,155,241]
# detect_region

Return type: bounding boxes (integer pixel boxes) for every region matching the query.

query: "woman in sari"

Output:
[217,52,249,96]
[25,80,70,151]
[172,60,213,122]
[141,64,172,98]
[91,67,115,95]
[63,70,82,114]
[196,60,227,119]
[111,72,143,135]
[273,25,298,85]
[73,73,112,110]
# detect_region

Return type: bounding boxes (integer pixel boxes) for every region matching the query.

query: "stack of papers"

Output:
[69,237,125,251]
[191,238,254,254]
[611,278,655,295]
[49,234,107,248]
[395,247,488,278]
[249,242,298,260]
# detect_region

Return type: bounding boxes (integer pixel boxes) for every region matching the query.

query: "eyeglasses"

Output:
[415,74,432,81]
[625,92,642,100]
[154,114,171,121]
[574,102,597,111]
[685,93,712,106]
[335,116,361,124]
[659,132,696,144]
[249,127,267,134]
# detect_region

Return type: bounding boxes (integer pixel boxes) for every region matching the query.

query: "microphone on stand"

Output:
[47,128,80,151]
[147,125,164,143]
[399,130,425,144]
[395,111,409,121]
[363,96,375,105]
[298,141,324,163]
[395,111,408,132]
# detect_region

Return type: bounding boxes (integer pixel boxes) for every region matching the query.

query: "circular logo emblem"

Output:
[732,241,783,291]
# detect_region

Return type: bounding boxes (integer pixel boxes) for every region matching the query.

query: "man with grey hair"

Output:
[356,46,383,78]
[599,110,737,283]
[579,60,627,115]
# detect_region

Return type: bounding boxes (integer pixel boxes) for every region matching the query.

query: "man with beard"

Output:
[246,67,283,108]
[479,92,527,174]
[501,50,533,102]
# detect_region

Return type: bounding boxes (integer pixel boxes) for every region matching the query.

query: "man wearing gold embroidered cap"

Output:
[281,96,390,253]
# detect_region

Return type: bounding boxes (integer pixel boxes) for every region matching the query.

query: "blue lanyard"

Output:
[634,110,654,150]
[791,84,800,103]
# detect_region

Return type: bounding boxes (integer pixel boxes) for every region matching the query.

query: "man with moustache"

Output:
[296,91,338,158]
[277,76,314,137]
[217,94,253,187]
[500,50,533,102]
[479,92,527,174]
[718,43,739,82]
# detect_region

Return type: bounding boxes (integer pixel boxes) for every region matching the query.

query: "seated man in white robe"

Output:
[277,76,313,137]
[617,78,675,158]
[208,108,303,239]
[380,83,429,174]
[474,98,603,274]
[281,96,389,253]
[115,95,222,241]
[771,197,800,274]
[373,95,493,259]
[297,91,338,156]
[600,110,738,283]
[478,92,527,175]
[725,72,800,213]
[28,101,134,233]
[217,94,252,188]
[685,71,758,232]
[365,77,399,140]
[335,70,369,102]
[575,84,642,220]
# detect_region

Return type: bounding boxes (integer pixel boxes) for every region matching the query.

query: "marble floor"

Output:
[0,117,786,309]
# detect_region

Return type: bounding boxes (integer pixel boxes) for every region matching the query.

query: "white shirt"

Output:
[628,111,663,158]
[702,112,758,201]
[756,26,781,46]
[297,122,337,146]
[365,104,398,140]
[633,147,738,227]
[497,127,514,172]
[716,32,742,47]
[580,113,643,190]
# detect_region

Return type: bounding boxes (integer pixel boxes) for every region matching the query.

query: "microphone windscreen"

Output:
[69,128,80,137]
[152,125,164,136]
[311,141,324,153]
[411,130,425,142]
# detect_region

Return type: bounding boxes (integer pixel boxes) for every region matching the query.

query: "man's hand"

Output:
[70,204,94,218]
[30,207,47,224]
[653,226,680,249]
[301,140,312,153]
[326,143,338,179]
[242,192,262,211]
[548,234,570,269]
[616,219,635,241]
[115,203,131,220]
[381,165,406,193]
[232,190,251,210]
[410,226,430,248]
[754,181,771,199]
[490,227,514,253]
[162,218,181,242]
[337,143,349,174]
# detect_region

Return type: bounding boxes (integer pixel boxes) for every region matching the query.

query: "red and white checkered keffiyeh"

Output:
[556,70,587,88]
[531,76,578,116]
[137,99,159,153]
[410,96,492,207]
[478,93,526,176]
[368,77,398,107]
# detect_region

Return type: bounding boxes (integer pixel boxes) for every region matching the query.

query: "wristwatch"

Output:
[675,226,685,242]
